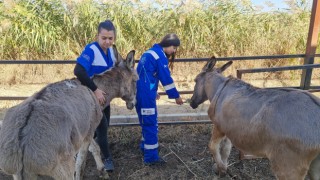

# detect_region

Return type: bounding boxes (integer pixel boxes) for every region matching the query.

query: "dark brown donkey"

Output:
[0,48,138,180]
[190,57,320,180]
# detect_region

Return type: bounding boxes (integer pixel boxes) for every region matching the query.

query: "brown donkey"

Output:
[190,57,320,180]
[0,48,138,180]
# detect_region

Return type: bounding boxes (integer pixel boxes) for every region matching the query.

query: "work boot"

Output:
[144,157,166,166]
[104,157,114,172]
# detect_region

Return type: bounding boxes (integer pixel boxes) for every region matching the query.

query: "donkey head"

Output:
[190,56,232,109]
[118,50,138,110]
[93,46,138,110]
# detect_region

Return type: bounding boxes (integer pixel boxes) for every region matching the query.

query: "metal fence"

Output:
[1,54,320,126]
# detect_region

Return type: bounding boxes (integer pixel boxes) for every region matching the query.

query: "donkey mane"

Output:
[29,79,82,101]
[93,65,125,78]
[226,75,258,90]
[224,75,319,100]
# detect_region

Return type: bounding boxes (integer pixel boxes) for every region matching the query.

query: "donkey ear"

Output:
[126,50,135,69]
[203,56,217,72]
[219,61,233,72]
[113,44,125,62]
[112,44,119,55]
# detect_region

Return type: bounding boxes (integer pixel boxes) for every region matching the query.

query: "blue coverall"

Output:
[76,42,117,160]
[77,42,117,77]
[135,44,180,163]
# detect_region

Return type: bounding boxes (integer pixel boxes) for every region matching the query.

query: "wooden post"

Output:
[300,0,320,89]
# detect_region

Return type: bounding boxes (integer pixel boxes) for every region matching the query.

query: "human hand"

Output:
[175,97,183,105]
[156,93,160,100]
[94,88,106,105]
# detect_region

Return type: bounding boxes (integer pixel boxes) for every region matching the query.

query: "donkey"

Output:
[0,49,138,180]
[189,57,320,180]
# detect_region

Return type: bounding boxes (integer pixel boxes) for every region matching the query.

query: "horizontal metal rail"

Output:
[1,54,319,101]
[1,87,319,101]
[0,96,28,101]
[108,113,211,126]
[1,54,319,64]
[0,91,194,100]
[109,120,212,126]
[237,64,320,79]
[0,60,76,64]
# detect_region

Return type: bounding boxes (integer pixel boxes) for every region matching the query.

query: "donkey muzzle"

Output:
[126,101,135,110]
[190,101,199,109]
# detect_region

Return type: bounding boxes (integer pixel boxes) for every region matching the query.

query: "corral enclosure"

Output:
[1,0,320,179]
[0,61,319,180]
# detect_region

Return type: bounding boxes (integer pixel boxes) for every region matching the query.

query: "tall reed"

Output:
[0,0,317,85]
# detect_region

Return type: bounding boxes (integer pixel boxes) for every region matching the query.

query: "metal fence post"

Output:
[300,0,320,89]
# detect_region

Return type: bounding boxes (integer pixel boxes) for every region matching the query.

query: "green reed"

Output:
[0,0,317,84]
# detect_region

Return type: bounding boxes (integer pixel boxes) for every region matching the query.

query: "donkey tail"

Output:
[0,103,32,175]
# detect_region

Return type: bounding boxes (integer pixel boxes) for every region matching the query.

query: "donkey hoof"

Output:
[99,172,110,179]
[213,163,219,174]
[213,163,227,177]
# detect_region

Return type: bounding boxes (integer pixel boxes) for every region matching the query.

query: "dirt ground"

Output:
[0,123,277,180]
[0,103,313,180]
[0,81,318,180]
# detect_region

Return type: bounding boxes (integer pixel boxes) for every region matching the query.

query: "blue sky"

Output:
[251,0,289,11]
[252,0,313,11]
[138,0,312,12]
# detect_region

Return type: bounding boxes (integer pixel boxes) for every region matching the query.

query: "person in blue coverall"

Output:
[74,19,120,171]
[136,33,184,165]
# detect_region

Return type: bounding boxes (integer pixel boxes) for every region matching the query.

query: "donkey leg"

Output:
[308,154,320,180]
[220,138,232,166]
[50,159,75,180]
[75,141,90,180]
[13,174,22,180]
[271,161,308,180]
[89,139,104,170]
[23,172,38,180]
[51,167,75,180]
[13,169,38,180]
[269,148,310,180]
[89,139,109,179]
[209,124,227,176]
